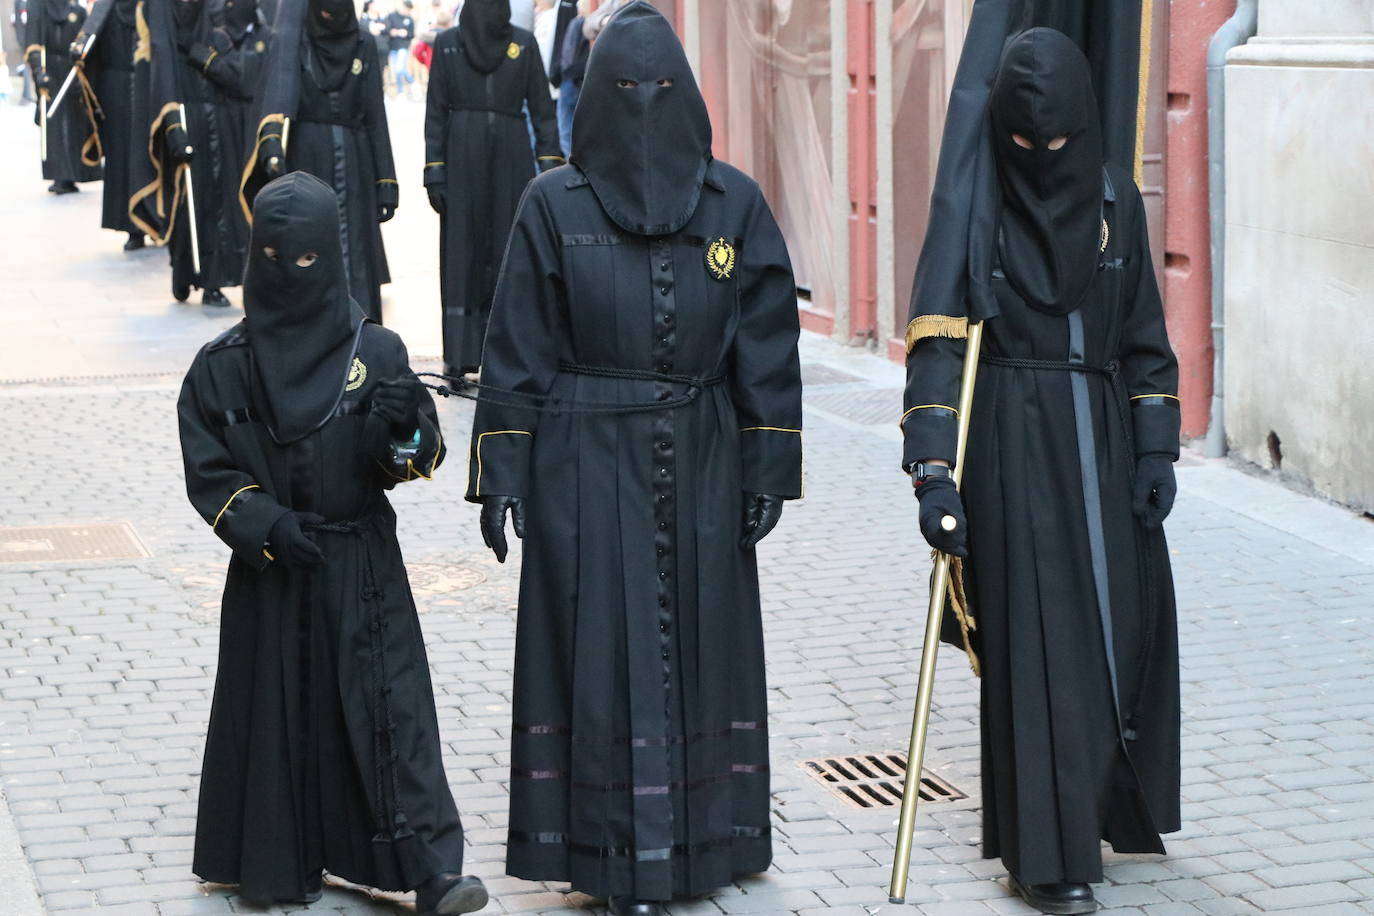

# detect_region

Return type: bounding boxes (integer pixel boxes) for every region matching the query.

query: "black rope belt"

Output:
[980,355,1119,377]
[416,364,726,415]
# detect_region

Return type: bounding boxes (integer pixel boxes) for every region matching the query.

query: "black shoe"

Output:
[416,873,488,915]
[202,288,230,307]
[173,280,191,303]
[124,232,146,251]
[1009,874,1097,915]
[48,181,78,194]
[608,897,665,916]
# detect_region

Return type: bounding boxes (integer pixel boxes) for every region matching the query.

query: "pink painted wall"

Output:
[1165,0,1234,440]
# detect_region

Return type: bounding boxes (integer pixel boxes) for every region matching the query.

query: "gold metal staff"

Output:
[889,319,984,904]
[39,47,48,161]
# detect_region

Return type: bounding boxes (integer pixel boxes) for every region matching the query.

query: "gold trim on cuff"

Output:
[905,314,968,353]
[474,430,531,497]
[213,484,260,529]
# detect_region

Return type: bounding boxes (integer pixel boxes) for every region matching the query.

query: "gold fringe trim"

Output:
[77,65,104,167]
[133,1,151,64]
[128,101,183,244]
[941,552,981,677]
[1134,0,1154,188]
[905,314,968,354]
[238,113,287,225]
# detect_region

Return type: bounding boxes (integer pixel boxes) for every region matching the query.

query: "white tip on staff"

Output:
[47,33,95,118]
[177,103,203,278]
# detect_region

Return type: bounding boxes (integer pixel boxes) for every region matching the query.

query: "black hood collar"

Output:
[243,172,364,444]
[570,1,711,237]
[990,27,1104,316]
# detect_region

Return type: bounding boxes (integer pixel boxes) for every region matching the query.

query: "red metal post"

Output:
[846,0,877,342]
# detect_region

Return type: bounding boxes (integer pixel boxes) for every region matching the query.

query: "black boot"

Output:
[48,181,78,194]
[124,232,146,251]
[608,897,665,916]
[415,872,488,915]
[1009,873,1097,915]
[202,288,230,307]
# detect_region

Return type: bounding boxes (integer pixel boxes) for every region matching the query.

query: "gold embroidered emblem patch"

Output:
[255,40,265,53]
[345,357,367,392]
[706,237,736,281]
[506,41,521,59]
[350,57,363,75]
[67,10,78,20]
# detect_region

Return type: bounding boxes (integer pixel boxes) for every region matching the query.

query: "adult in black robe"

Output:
[25,0,103,193]
[180,172,487,915]
[467,6,802,913]
[239,0,398,324]
[74,0,144,247]
[903,29,1180,916]
[188,0,271,279]
[423,0,563,376]
[128,0,242,305]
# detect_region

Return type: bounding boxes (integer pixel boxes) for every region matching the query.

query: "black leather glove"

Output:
[258,134,284,177]
[480,496,526,564]
[740,493,783,549]
[426,185,445,215]
[370,377,422,435]
[267,511,326,568]
[166,124,194,164]
[915,475,967,558]
[34,67,52,91]
[378,203,396,223]
[1132,453,1177,529]
[68,36,87,58]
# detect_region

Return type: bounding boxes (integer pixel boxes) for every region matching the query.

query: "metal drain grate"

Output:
[800,753,966,809]
[0,523,150,564]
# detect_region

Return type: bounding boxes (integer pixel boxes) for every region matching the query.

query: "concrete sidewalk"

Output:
[2,103,1374,916]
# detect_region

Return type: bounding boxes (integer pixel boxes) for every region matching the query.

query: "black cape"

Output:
[239,0,397,322]
[422,19,562,372]
[26,0,104,184]
[902,26,1180,887]
[80,0,141,231]
[128,0,243,291]
[465,3,802,900]
[181,173,463,902]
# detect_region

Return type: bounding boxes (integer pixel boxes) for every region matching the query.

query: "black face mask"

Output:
[307,0,356,38]
[243,172,364,444]
[458,0,512,74]
[990,27,1103,316]
[570,1,711,237]
[212,0,257,38]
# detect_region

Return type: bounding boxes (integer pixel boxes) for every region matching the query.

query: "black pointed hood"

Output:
[570,1,711,237]
[990,27,1103,316]
[458,0,512,74]
[243,172,364,444]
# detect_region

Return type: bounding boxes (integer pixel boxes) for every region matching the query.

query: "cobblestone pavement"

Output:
[2,102,1374,916]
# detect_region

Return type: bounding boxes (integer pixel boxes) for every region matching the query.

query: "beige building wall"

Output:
[1223,0,1374,511]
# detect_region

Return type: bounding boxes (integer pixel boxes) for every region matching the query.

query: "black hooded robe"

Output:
[423,10,563,373]
[902,29,1181,887]
[240,0,398,324]
[26,0,103,185]
[466,4,802,901]
[81,0,141,232]
[182,173,465,903]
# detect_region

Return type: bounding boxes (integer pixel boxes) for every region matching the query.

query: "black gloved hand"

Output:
[915,475,967,557]
[166,124,194,164]
[267,511,326,568]
[370,377,422,435]
[480,495,526,564]
[1132,453,1177,529]
[68,36,87,59]
[378,203,395,222]
[740,493,784,549]
[258,134,284,177]
[35,67,52,91]
[426,185,446,215]
[188,42,215,69]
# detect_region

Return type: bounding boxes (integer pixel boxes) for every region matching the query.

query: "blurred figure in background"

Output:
[359,0,391,75]
[25,0,102,194]
[531,0,556,88]
[241,0,399,323]
[385,0,416,97]
[507,0,531,31]
[551,0,588,156]
[424,0,561,377]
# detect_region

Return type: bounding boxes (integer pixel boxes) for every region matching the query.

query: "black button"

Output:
[659,337,669,345]
[659,468,668,477]
[658,495,667,503]
[659,597,668,607]
[658,363,670,373]
[659,571,667,580]
[660,261,669,270]
[658,390,671,401]
[659,441,670,449]
[660,286,670,295]
[662,649,670,659]
[657,546,666,555]
[662,314,673,324]
[660,623,669,633]
[658,521,668,530]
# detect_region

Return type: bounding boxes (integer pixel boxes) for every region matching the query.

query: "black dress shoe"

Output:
[202,288,230,307]
[173,280,191,302]
[608,897,665,916]
[48,181,78,194]
[1009,874,1096,914]
[123,232,146,251]
[415,873,488,915]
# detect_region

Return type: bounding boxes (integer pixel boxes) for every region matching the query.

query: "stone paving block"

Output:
[1242,880,1363,910]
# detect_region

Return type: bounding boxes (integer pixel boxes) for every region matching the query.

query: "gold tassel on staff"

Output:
[888,319,984,904]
